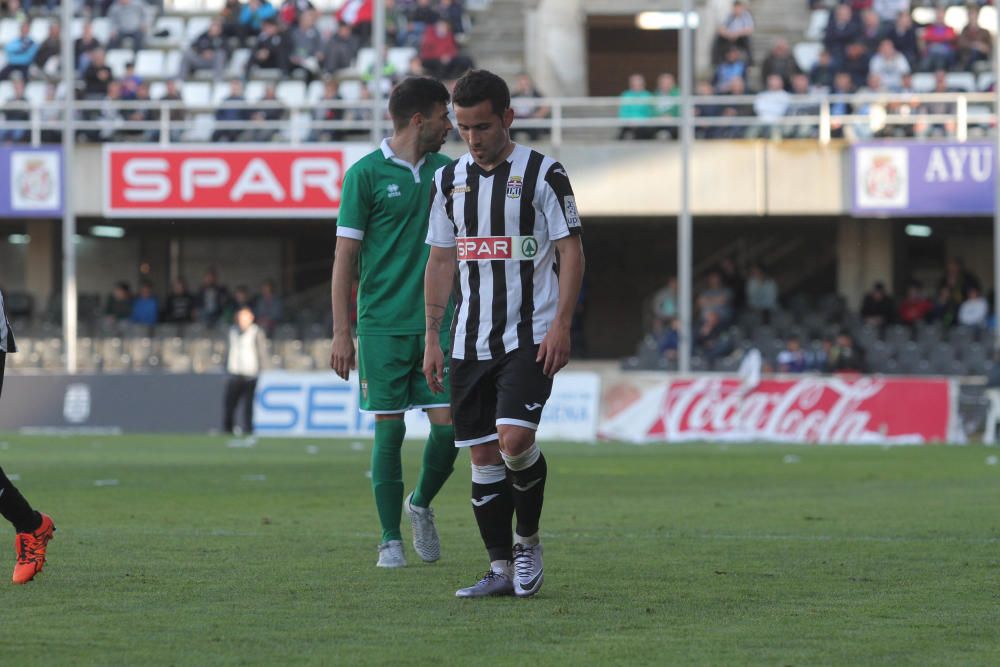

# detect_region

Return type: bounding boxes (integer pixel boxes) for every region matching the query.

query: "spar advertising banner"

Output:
[102,144,372,218]
[254,370,601,441]
[0,146,63,217]
[852,141,993,216]
[599,375,959,445]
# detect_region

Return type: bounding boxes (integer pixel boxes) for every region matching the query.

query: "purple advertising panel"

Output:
[851,141,994,216]
[0,146,63,218]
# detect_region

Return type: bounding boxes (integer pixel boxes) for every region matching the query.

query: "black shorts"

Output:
[450,345,554,447]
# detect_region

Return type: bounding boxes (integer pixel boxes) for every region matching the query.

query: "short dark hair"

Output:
[388,77,450,129]
[452,69,510,117]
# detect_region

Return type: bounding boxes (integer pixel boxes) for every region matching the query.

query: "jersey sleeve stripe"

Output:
[336,226,364,240]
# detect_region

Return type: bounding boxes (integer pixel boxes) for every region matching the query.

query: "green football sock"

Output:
[411,424,458,508]
[371,418,406,543]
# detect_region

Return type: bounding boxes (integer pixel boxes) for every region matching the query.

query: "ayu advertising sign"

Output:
[0,147,63,217]
[852,141,994,216]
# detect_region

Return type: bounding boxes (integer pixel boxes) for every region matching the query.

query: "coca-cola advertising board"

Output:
[103,144,372,218]
[600,375,958,445]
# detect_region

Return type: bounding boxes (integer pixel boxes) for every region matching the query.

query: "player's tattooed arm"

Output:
[426,303,447,334]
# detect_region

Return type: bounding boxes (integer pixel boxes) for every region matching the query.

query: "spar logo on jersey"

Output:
[387,183,401,198]
[564,196,581,227]
[506,176,523,199]
[457,236,539,261]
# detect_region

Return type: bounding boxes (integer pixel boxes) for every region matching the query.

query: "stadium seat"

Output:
[181,81,212,107]
[29,17,50,43]
[793,42,823,74]
[946,72,976,93]
[0,51,6,71]
[164,50,183,79]
[307,79,326,104]
[355,47,375,76]
[24,81,47,105]
[0,19,19,46]
[0,81,13,105]
[134,49,166,79]
[387,47,417,73]
[149,16,185,49]
[90,18,112,45]
[338,79,363,101]
[226,48,252,79]
[977,72,994,91]
[804,9,829,41]
[911,73,936,93]
[184,113,215,142]
[244,79,267,103]
[276,80,307,108]
[149,80,168,100]
[105,48,135,79]
[184,16,213,47]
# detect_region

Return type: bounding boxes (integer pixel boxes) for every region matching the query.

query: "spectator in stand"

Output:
[898,280,932,326]
[409,0,439,29]
[39,82,63,144]
[341,84,374,138]
[336,0,373,43]
[869,38,909,90]
[825,3,859,64]
[786,73,819,138]
[3,0,27,22]
[916,69,957,137]
[958,287,988,329]
[920,8,957,72]
[82,79,125,142]
[712,0,754,65]
[323,22,361,75]
[419,18,472,80]
[714,45,748,90]
[957,6,991,72]
[120,61,142,100]
[716,76,753,139]
[75,21,103,76]
[861,281,895,328]
[221,0,245,42]
[889,10,919,68]
[745,263,778,317]
[33,21,61,75]
[105,282,133,324]
[695,310,732,367]
[163,278,195,323]
[383,0,405,46]
[225,285,254,324]
[829,71,855,139]
[248,18,291,77]
[858,9,885,54]
[809,49,837,91]
[254,279,284,336]
[289,9,324,83]
[754,74,790,137]
[853,72,885,139]
[246,83,284,142]
[510,73,550,141]
[698,270,734,326]
[239,0,278,42]
[159,79,185,143]
[651,276,678,334]
[119,81,157,141]
[0,77,29,145]
[82,47,113,99]
[940,257,980,303]
[0,22,38,82]
[279,0,314,27]
[928,285,958,327]
[761,39,800,91]
[841,41,871,88]
[656,317,680,361]
[196,268,230,326]
[179,16,228,81]
[825,331,867,373]
[398,17,424,48]
[617,73,654,140]
[694,79,721,139]
[129,280,159,326]
[718,258,745,313]
[438,0,464,37]
[107,0,151,50]
[212,79,249,142]
[873,0,909,29]
[652,73,679,139]
[309,76,344,142]
[777,335,809,373]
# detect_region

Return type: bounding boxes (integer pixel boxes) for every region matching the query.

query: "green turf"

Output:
[0,434,998,666]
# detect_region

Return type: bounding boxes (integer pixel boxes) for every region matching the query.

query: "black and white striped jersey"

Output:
[0,289,16,353]
[426,143,583,361]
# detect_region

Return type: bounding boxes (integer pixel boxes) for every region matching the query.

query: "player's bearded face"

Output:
[456,101,514,167]
[418,102,453,152]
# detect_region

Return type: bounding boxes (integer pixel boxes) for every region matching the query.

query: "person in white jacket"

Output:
[224,305,269,435]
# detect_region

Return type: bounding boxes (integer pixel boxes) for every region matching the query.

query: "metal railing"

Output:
[1,91,997,148]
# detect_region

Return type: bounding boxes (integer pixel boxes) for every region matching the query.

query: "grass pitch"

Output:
[0,434,998,666]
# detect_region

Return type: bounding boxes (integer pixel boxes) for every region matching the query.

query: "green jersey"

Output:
[337,140,452,335]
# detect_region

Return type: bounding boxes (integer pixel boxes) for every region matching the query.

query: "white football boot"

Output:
[376,540,406,568]
[512,542,544,597]
[404,492,441,563]
[455,567,514,598]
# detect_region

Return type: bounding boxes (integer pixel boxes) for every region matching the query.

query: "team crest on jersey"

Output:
[387,183,401,198]
[506,176,523,199]
[564,196,581,227]
[361,380,368,399]
[452,185,471,195]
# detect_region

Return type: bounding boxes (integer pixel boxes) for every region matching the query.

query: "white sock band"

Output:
[471,462,507,484]
[501,443,540,472]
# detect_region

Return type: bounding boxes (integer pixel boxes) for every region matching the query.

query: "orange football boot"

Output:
[13,513,55,585]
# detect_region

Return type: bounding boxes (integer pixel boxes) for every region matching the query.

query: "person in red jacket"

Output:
[898,281,933,326]
[419,19,473,81]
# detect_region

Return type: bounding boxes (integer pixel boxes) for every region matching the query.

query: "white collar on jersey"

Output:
[380,138,426,182]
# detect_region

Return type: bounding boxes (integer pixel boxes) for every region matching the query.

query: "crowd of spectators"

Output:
[0,0,475,143]
[103,268,285,336]
[618,1,996,141]
[643,255,992,374]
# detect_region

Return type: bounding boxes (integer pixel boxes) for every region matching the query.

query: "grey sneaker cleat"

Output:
[512,543,544,597]
[455,569,514,598]
[376,540,406,568]
[404,492,440,563]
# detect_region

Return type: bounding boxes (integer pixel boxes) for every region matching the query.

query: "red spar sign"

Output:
[103,145,370,217]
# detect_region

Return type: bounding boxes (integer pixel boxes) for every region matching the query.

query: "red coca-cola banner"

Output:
[599,376,957,445]
[103,144,372,218]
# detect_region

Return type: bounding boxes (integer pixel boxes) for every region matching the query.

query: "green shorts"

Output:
[357,332,451,414]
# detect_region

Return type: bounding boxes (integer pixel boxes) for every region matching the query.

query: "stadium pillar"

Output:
[61,0,77,373]
[678,0,694,373]
[994,27,1000,351]
[372,0,386,144]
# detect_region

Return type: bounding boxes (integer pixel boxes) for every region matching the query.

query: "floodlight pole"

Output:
[678,0,694,373]
[994,26,1000,352]
[372,0,386,144]
[61,0,77,373]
